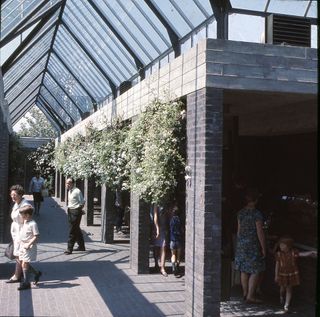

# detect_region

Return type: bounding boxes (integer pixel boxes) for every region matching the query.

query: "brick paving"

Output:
[0,196,316,317]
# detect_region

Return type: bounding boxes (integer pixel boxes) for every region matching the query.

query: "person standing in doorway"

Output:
[29,171,45,216]
[64,178,86,255]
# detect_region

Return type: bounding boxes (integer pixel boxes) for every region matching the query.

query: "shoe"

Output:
[160,269,168,277]
[18,282,31,291]
[6,278,21,284]
[284,305,289,313]
[34,271,42,285]
[74,247,85,251]
[64,250,72,255]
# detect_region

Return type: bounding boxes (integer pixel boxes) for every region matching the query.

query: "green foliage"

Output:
[17,106,57,138]
[126,98,186,205]
[9,133,24,178]
[27,140,56,191]
[53,97,186,204]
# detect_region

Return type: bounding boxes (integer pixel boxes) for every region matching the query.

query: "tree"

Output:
[17,106,58,138]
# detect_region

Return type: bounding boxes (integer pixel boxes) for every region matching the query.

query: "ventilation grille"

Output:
[266,14,311,47]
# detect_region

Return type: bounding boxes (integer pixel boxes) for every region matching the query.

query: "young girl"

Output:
[274,236,317,312]
[169,203,183,276]
[18,205,40,290]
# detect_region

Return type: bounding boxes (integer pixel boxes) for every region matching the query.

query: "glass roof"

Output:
[0,0,317,133]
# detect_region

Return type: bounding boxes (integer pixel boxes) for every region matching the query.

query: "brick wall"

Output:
[185,87,223,317]
[130,193,150,274]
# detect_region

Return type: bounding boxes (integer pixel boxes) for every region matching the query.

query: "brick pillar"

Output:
[60,174,66,202]
[0,116,9,242]
[83,177,94,226]
[55,170,60,198]
[101,184,115,243]
[185,88,223,317]
[130,193,150,274]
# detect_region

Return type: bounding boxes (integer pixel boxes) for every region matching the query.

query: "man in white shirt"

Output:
[29,172,45,216]
[64,178,86,255]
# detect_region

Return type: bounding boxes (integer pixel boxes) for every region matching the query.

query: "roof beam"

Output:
[2,19,56,75]
[0,1,63,48]
[144,0,181,57]
[52,50,97,107]
[4,50,49,96]
[61,21,117,98]
[46,70,86,118]
[42,84,75,125]
[39,95,68,128]
[209,0,231,39]
[86,0,145,80]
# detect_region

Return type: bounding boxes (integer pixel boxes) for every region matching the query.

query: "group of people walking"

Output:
[5,175,86,291]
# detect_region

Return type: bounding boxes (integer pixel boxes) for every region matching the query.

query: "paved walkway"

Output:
[0,196,316,317]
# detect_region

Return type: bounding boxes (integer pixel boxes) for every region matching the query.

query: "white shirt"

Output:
[67,186,85,209]
[20,220,39,243]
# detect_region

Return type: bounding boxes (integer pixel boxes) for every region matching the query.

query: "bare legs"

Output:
[160,246,167,276]
[241,272,260,302]
[171,248,181,275]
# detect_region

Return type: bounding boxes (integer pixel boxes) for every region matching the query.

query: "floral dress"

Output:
[275,249,300,287]
[234,208,265,274]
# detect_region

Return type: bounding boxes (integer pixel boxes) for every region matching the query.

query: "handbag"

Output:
[4,241,15,260]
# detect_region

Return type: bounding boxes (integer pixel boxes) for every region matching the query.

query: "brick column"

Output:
[130,193,150,274]
[0,117,9,242]
[60,174,66,202]
[101,184,115,243]
[83,177,94,226]
[185,88,223,317]
[55,170,60,198]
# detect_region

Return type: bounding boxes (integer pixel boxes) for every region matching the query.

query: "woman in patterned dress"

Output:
[274,236,317,312]
[234,188,266,303]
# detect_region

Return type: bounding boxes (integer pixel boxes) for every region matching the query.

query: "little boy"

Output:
[169,204,182,276]
[18,205,40,290]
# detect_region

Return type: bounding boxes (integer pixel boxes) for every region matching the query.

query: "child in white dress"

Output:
[18,205,40,290]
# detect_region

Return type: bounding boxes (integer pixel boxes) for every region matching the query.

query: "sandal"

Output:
[160,269,168,277]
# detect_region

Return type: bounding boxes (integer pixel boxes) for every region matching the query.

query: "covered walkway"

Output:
[0,196,315,317]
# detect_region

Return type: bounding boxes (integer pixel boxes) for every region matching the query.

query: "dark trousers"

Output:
[67,208,85,251]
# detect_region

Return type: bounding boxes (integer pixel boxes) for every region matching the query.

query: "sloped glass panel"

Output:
[229,0,269,11]
[43,74,80,121]
[306,1,317,18]
[267,0,310,16]
[6,66,44,103]
[64,2,124,84]
[1,0,60,39]
[7,75,42,107]
[4,52,47,92]
[54,27,111,101]
[48,57,93,113]
[93,0,158,63]
[10,88,39,116]
[40,86,74,124]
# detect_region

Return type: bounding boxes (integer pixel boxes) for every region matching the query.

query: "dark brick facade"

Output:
[130,193,150,274]
[0,109,9,242]
[185,88,223,317]
[101,185,115,243]
[83,177,95,226]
